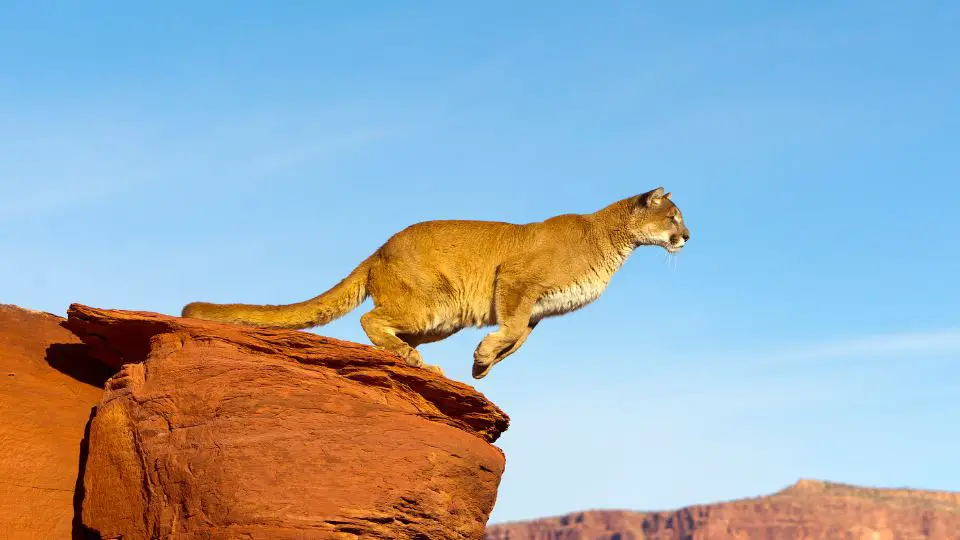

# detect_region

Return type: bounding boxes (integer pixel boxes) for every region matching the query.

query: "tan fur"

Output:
[182,187,690,379]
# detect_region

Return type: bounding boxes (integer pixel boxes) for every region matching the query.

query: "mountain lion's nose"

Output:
[682,231,690,242]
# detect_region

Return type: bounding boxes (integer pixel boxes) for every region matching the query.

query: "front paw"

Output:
[472,357,494,379]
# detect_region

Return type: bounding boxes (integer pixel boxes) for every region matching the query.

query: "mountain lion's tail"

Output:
[181,256,374,329]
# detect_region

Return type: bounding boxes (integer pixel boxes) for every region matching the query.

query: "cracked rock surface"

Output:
[66,304,509,539]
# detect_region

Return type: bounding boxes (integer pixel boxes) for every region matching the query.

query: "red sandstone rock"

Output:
[66,304,509,539]
[15,301,955,540]
[485,479,960,540]
[0,305,113,539]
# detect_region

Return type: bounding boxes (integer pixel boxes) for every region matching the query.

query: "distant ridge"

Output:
[486,479,960,539]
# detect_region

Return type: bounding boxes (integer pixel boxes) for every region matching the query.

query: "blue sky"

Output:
[2,1,958,524]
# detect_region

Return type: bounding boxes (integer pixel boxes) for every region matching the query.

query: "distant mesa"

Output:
[485,478,960,540]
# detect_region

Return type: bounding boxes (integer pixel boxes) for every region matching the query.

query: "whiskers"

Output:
[662,249,681,270]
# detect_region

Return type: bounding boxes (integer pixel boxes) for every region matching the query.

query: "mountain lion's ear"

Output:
[664,192,672,200]
[637,187,665,208]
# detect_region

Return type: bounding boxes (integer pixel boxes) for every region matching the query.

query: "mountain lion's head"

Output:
[631,187,690,253]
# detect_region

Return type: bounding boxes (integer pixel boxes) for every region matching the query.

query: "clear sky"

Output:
[2,1,958,525]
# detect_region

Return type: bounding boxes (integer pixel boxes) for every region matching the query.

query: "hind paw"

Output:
[422,363,445,377]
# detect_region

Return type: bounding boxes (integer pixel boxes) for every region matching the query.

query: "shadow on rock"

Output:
[45,343,116,388]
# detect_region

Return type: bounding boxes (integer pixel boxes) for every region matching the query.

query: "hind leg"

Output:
[360,308,445,375]
[402,330,461,376]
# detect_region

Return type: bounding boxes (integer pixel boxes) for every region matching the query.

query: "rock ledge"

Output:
[66,304,508,539]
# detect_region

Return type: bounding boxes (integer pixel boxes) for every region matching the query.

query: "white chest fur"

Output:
[532,278,611,320]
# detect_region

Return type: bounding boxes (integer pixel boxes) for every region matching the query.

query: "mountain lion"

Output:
[182,187,690,379]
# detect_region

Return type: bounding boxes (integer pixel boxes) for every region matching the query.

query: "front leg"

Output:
[498,321,537,359]
[472,284,539,379]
